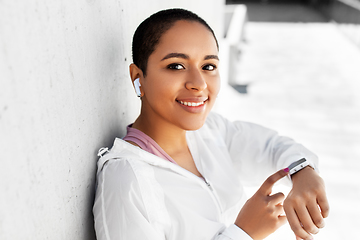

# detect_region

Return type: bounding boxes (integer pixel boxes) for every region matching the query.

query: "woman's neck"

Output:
[131,108,203,178]
[131,113,188,157]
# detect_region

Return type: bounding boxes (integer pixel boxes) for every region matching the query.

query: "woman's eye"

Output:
[167,63,185,70]
[203,64,217,71]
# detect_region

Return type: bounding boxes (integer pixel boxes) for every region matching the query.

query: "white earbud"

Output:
[134,78,141,97]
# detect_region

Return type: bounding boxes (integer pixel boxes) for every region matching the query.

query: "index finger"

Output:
[258,168,289,195]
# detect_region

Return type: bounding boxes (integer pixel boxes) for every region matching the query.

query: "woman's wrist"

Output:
[290,165,315,182]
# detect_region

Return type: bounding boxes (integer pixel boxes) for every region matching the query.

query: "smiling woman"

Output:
[93,8,329,240]
[131,19,220,134]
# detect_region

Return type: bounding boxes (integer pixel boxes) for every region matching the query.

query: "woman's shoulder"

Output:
[96,139,151,183]
[97,154,141,186]
[95,140,166,210]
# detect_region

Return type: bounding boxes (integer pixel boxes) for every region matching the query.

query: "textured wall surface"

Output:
[0,1,224,239]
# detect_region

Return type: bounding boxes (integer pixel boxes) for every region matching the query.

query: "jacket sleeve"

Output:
[93,159,166,240]
[206,112,319,186]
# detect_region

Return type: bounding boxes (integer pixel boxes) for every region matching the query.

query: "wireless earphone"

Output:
[134,78,141,97]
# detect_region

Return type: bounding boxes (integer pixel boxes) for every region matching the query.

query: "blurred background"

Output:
[1,0,359,239]
[216,0,360,240]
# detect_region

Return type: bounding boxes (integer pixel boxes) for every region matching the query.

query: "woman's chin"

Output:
[177,116,207,131]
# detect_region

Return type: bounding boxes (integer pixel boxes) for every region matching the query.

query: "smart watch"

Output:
[288,158,310,175]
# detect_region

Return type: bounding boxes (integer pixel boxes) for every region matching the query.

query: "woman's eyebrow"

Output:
[161,53,189,61]
[161,53,219,61]
[204,55,219,61]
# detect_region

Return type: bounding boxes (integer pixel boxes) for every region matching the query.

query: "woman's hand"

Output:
[284,166,330,240]
[235,169,289,240]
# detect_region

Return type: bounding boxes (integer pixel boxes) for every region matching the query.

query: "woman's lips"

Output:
[175,98,208,113]
[177,100,206,107]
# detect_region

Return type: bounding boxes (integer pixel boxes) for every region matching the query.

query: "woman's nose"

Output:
[185,69,207,92]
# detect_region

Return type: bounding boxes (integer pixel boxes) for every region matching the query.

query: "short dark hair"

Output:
[132,8,219,76]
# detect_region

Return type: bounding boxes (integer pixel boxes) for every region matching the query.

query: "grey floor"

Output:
[215,4,360,240]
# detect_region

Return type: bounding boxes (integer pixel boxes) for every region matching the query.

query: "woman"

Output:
[93,8,329,240]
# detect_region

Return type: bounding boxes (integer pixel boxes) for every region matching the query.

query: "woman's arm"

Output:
[205,112,319,185]
[206,113,329,239]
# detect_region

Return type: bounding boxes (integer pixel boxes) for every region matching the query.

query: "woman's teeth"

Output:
[178,100,205,107]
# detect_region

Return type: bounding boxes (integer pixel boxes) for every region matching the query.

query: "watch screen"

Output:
[288,158,306,170]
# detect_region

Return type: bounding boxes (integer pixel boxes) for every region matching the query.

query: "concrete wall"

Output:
[0,1,224,239]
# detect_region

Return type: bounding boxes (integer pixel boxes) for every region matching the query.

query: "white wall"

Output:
[0,0,224,239]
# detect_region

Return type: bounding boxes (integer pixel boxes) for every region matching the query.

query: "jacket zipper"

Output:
[167,164,223,218]
[204,178,213,191]
[202,177,223,217]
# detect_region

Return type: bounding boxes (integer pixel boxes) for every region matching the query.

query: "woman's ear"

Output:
[129,63,144,97]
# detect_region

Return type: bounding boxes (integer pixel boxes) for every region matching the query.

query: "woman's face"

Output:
[140,20,220,131]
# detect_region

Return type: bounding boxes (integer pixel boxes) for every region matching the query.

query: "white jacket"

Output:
[93,112,318,240]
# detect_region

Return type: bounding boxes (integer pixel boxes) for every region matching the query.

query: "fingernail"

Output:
[283,168,289,173]
[318,221,325,229]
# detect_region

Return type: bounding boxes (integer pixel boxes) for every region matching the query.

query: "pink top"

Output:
[123,125,178,165]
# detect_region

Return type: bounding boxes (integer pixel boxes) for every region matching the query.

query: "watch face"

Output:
[288,158,307,171]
